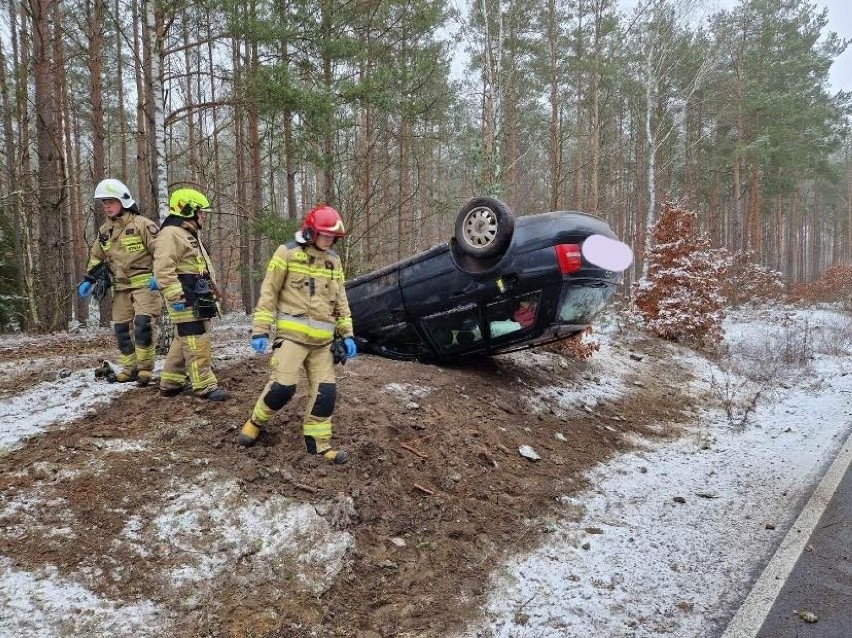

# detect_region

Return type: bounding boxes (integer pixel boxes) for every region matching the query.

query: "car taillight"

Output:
[555,243,582,274]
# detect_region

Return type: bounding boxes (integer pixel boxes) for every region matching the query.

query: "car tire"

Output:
[454,197,515,259]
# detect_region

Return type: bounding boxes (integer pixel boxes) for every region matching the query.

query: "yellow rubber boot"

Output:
[307,436,348,464]
[136,370,153,387]
[237,420,261,447]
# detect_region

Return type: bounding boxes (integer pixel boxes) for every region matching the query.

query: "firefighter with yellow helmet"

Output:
[238,204,356,463]
[77,178,161,386]
[151,187,228,401]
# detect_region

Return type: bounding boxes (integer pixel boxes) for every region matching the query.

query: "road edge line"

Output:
[720,426,852,638]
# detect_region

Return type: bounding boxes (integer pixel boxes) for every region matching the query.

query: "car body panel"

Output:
[346,210,628,363]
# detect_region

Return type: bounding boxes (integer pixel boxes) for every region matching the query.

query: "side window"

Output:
[371,322,431,358]
[422,304,483,351]
[486,291,540,339]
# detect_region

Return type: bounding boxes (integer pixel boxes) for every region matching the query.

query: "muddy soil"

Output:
[0,328,698,638]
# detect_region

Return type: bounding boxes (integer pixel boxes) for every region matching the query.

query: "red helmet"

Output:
[302,204,346,239]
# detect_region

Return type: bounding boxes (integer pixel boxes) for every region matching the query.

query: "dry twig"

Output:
[401,442,429,459]
[413,483,434,496]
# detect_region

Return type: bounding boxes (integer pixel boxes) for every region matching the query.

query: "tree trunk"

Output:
[32,0,69,331]
[847,144,852,263]
[183,19,197,182]
[147,0,167,221]
[83,0,106,325]
[133,0,151,216]
[115,0,128,178]
[546,0,561,210]
[748,163,762,255]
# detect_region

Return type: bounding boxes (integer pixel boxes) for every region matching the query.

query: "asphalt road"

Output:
[722,430,852,638]
[757,461,851,637]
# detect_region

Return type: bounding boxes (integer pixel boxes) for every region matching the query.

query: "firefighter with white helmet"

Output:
[77,178,161,386]
[151,187,227,400]
[237,204,356,463]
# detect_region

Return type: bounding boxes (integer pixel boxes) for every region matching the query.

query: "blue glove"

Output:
[251,335,268,354]
[78,280,93,298]
[171,301,185,311]
[148,276,160,291]
[344,337,357,359]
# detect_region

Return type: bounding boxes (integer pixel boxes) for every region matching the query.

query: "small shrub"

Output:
[633,202,729,347]
[789,264,852,308]
[719,249,785,306]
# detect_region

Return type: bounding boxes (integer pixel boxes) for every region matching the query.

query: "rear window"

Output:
[557,285,611,323]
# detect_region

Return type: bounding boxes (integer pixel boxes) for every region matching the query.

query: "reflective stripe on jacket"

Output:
[86,213,159,291]
[153,221,217,323]
[252,241,353,346]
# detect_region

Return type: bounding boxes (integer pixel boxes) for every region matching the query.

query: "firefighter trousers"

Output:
[159,320,218,395]
[112,288,161,374]
[250,340,337,442]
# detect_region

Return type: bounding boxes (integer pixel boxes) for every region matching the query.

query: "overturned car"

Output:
[345,197,633,363]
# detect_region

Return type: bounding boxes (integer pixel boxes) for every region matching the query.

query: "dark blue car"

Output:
[346,197,633,362]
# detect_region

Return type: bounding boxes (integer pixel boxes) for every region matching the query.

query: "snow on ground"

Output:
[0,370,135,451]
[506,342,643,416]
[2,304,851,637]
[133,471,353,594]
[0,560,165,638]
[0,318,252,452]
[458,304,852,638]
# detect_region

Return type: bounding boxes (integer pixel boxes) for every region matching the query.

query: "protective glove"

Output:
[251,335,268,354]
[78,280,93,298]
[171,301,186,311]
[343,337,357,359]
[148,276,160,291]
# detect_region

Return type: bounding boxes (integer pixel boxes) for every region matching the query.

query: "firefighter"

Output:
[152,187,228,401]
[77,178,161,386]
[237,204,357,463]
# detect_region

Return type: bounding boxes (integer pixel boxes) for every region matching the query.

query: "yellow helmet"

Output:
[169,188,212,218]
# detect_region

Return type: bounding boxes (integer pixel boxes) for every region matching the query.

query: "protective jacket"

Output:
[252,241,353,346]
[85,213,159,291]
[153,218,219,323]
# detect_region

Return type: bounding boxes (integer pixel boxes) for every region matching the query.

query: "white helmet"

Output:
[94,178,136,209]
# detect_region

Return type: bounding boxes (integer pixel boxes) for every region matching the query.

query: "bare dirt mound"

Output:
[0,339,697,637]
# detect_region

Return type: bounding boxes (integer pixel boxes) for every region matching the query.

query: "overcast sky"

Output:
[619,0,852,94]
[807,0,851,94]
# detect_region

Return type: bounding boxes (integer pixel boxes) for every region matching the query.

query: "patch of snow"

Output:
[0,495,75,542]
[86,438,149,453]
[459,304,852,638]
[0,370,137,451]
[0,559,166,638]
[0,315,254,452]
[384,382,434,399]
[127,472,353,595]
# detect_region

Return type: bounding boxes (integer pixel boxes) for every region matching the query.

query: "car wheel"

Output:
[454,197,515,259]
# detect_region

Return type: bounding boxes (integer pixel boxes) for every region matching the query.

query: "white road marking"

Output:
[721,426,852,637]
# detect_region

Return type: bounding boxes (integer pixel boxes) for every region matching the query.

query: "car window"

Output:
[557,286,611,323]
[369,321,431,358]
[422,304,484,351]
[487,292,540,339]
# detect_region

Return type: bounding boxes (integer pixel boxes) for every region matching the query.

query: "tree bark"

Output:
[31,0,68,331]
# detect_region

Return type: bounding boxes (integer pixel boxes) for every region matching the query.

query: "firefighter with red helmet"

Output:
[238,204,356,463]
[77,178,161,386]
